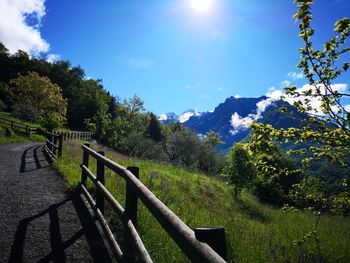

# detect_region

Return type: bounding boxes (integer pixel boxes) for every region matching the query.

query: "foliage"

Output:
[252,144,302,206]
[252,0,350,167]
[0,44,114,130]
[146,113,163,142]
[221,143,256,197]
[204,130,224,148]
[0,81,14,111]
[10,71,67,127]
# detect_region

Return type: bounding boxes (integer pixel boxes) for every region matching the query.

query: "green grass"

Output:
[0,126,45,144]
[0,112,44,144]
[55,140,350,263]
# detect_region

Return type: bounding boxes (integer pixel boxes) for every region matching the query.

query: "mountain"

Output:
[159,109,202,125]
[160,96,307,152]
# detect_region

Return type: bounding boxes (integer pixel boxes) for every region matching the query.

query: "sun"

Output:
[190,0,213,14]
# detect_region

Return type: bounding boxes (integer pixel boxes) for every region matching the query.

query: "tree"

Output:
[10,71,67,127]
[204,131,224,148]
[221,143,256,197]
[251,0,350,167]
[252,144,302,205]
[146,113,163,142]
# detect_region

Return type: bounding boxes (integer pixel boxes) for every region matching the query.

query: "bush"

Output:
[12,104,39,122]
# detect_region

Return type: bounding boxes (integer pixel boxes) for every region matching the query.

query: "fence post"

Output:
[125,166,139,227]
[53,134,58,156]
[81,143,90,186]
[58,133,63,158]
[96,151,105,214]
[124,166,140,260]
[25,125,29,137]
[48,133,52,153]
[194,227,227,261]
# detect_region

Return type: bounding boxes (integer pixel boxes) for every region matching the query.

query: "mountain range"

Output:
[159,96,306,152]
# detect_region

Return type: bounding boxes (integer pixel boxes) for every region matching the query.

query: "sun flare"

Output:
[190,0,213,14]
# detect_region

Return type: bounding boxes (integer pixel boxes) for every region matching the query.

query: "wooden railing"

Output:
[80,143,227,262]
[0,116,37,137]
[59,131,92,141]
[43,131,63,159]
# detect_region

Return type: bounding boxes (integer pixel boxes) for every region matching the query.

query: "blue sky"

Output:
[1,0,349,115]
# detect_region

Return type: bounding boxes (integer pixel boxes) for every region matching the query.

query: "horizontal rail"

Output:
[45,138,59,149]
[46,131,61,138]
[44,145,56,159]
[80,184,123,260]
[81,165,153,263]
[81,145,226,263]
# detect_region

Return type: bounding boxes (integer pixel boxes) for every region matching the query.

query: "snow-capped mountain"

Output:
[160,96,306,151]
[158,109,202,125]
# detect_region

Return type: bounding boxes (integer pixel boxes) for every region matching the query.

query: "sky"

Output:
[0,0,349,115]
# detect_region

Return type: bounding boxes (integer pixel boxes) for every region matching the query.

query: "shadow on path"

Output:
[20,145,52,173]
[8,190,112,263]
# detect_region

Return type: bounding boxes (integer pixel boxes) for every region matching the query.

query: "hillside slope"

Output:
[55,140,350,262]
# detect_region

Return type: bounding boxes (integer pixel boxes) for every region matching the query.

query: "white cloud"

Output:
[266,83,348,116]
[230,112,254,135]
[281,80,291,87]
[230,82,349,135]
[217,87,224,91]
[179,110,201,123]
[234,94,240,99]
[158,113,168,121]
[46,53,60,63]
[287,71,304,80]
[0,0,49,55]
[230,96,275,135]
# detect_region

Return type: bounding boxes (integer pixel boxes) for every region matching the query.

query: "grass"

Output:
[55,140,350,262]
[0,112,45,144]
[0,126,45,144]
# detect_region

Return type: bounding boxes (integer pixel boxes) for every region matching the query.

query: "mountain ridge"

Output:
[159,95,306,151]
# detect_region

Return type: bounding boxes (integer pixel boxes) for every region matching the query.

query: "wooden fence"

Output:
[43,131,63,159]
[80,143,227,262]
[0,116,37,137]
[42,131,92,159]
[58,131,92,141]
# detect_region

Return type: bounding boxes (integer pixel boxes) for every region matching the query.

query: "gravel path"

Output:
[0,143,113,263]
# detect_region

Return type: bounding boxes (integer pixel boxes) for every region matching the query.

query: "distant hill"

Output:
[160,96,307,152]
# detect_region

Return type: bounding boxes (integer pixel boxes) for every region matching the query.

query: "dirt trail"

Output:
[0,143,112,262]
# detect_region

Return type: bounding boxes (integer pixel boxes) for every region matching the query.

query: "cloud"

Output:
[234,94,240,99]
[230,96,275,135]
[287,71,304,80]
[281,80,291,87]
[230,112,254,135]
[158,113,168,121]
[217,87,224,91]
[46,53,60,63]
[0,0,49,55]
[179,110,201,123]
[266,83,348,116]
[230,82,349,135]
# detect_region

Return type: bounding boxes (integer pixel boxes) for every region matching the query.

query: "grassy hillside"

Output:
[0,112,44,144]
[55,140,350,262]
